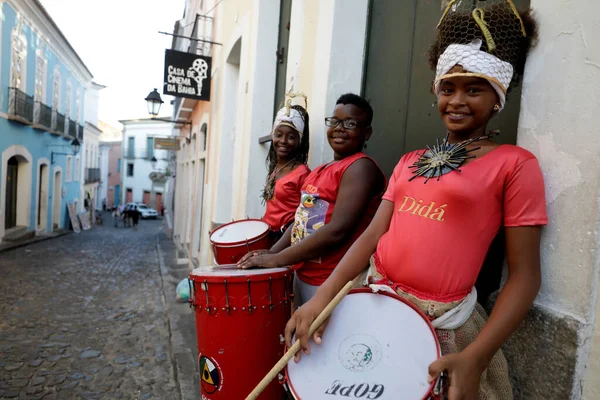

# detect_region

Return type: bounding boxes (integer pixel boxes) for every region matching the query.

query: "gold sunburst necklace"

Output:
[408,130,499,183]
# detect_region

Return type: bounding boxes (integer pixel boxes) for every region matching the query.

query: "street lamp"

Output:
[145,88,164,117]
[150,156,157,170]
[51,138,81,164]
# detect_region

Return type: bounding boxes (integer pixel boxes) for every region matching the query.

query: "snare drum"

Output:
[209,219,272,264]
[190,265,293,399]
[285,288,441,400]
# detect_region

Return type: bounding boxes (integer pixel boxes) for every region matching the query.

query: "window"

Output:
[65,80,72,124]
[146,137,154,159]
[74,157,80,182]
[10,17,27,91]
[128,137,135,158]
[52,67,61,129]
[127,163,134,177]
[117,158,121,173]
[35,46,47,102]
[66,156,73,181]
[75,88,81,124]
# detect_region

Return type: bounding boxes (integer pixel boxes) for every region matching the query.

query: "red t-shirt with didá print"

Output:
[262,164,311,232]
[291,152,385,286]
[374,145,548,302]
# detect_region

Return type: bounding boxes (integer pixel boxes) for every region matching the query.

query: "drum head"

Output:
[210,220,269,244]
[287,291,439,400]
[191,265,289,277]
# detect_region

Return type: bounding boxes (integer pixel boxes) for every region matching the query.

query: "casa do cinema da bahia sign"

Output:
[164,49,211,101]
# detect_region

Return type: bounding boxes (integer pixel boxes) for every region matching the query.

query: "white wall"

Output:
[84,83,103,127]
[517,1,600,398]
[99,143,110,208]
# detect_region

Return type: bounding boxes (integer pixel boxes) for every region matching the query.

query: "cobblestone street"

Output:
[0,217,191,399]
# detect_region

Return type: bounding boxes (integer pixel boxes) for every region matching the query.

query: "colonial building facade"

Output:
[119,118,169,210]
[0,0,94,243]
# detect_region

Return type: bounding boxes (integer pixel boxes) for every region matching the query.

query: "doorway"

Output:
[362,0,530,177]
[37,163,49,231]
[5,157,18,229]
[52,170,62,230]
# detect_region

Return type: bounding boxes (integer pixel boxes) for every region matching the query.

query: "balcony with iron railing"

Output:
[67,119,78,138]
[85,168,101,184]
[53,111,66,135]
[8,87,34,124]
[33,102,53,131]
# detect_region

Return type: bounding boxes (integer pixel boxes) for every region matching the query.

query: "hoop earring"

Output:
[493,104,500,112]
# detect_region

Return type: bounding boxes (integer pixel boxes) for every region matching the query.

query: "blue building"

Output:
[0,0,93,243]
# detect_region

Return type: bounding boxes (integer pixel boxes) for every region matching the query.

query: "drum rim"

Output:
[209,219,271,246]
[189,266,292,282]
[284,288,441,400]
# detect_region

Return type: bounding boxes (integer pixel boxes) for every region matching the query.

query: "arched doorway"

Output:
[52,170,62,230]
[5,157,19,229]
[37,163,50,231]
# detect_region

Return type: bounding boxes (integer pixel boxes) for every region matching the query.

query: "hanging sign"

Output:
[163,49,211,101]
[154,137,181,151]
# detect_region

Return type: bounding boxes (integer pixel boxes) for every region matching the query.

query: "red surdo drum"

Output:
[284,289,441,400]
[209,219,271,265]
[189,265,292,399]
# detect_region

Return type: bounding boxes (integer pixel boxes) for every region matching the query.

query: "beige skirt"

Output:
[354,260,513,400]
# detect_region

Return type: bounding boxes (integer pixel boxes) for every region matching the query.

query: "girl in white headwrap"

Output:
[261,98,311,241]
[285,3,545,399]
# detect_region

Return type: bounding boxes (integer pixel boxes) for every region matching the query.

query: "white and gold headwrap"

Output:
[272,107,305,139]
[434,39,514,111]
[271,91,307,139]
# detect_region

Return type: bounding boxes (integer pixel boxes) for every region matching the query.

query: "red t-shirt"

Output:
[374,145,547,301]
[262,164,310,232]
[292,152,385,286]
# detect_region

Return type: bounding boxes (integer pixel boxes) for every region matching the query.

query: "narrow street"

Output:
[0,217,196,399]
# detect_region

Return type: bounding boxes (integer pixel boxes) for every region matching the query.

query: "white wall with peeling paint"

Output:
[517,1,600,398]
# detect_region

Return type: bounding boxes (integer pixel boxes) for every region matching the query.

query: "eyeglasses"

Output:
[324,117,368,130]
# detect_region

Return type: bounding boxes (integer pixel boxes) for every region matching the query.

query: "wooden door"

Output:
[5,157,18,229]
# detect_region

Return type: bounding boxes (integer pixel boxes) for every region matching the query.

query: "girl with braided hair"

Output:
[261,96,311,241]
[285,2,546,398]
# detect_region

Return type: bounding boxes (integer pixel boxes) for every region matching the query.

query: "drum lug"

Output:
[282,274,289,304]
[224,279,231,315]
[204,279,212,314]
[247,278,253,314]
[268,277,274,311]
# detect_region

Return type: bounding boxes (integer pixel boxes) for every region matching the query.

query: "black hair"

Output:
[427,6,538,89]
[335,93,373,127]
[265,104,310,177]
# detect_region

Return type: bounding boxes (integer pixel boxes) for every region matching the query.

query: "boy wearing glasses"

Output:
[239,93,385,307]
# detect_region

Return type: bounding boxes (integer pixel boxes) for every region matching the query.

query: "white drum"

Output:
[209,219,272,265]
[285,289,440,400]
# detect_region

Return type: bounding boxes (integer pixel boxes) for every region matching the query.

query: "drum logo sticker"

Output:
[199,355,223,395]
[338,334,382,373]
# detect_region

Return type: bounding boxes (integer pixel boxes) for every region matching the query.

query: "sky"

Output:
[40,0,186,128]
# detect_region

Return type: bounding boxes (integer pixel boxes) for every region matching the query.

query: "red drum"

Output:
[285,289,441,400]
[209,219,272,265]
[190,265,293,399]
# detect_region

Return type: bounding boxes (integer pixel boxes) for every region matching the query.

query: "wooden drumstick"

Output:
[245,280,355,400]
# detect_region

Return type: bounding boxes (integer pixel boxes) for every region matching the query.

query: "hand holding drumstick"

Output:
[245,280,355,400]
